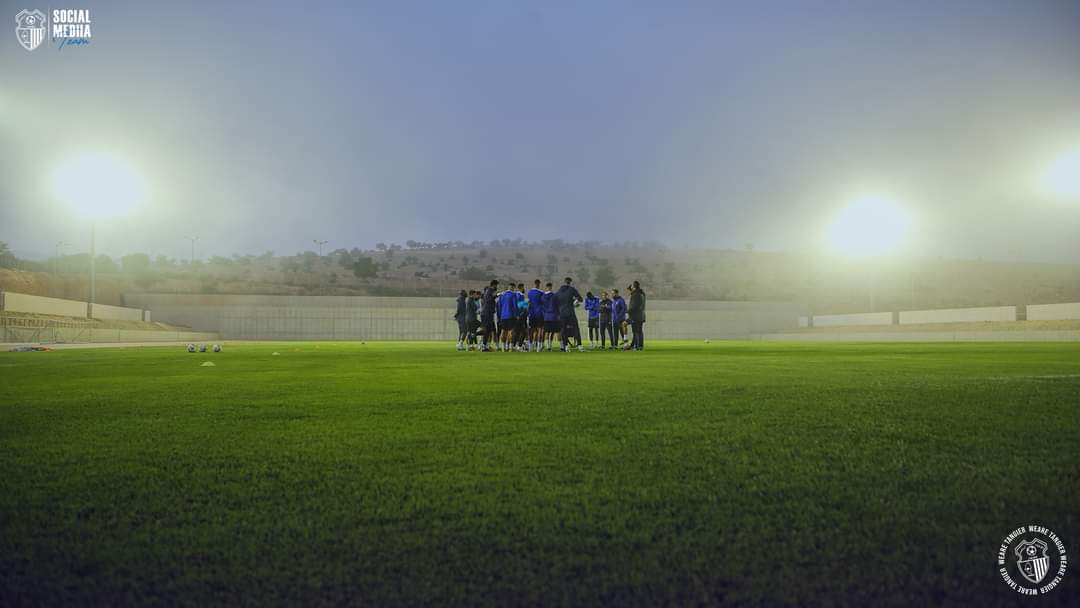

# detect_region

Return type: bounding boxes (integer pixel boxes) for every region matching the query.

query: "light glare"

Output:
[1041,147,1080,197]
[825,194,911,257]
[51,151,144,218]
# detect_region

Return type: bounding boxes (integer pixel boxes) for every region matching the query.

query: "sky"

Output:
[2,0,1079,262]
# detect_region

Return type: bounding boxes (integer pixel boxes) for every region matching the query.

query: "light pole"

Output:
[184,236,199,265]
[53,241,69,274]
[313,239,328,257]
[51,151,144,320]
[89,224,96,318]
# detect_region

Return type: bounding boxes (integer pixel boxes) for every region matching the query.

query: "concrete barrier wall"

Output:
[123,294,802,340]
[92,302,144,321]
[2,292,87,317]
[1027,302,1080,321]
[812,312,893,327]
[1,325,219,344]
[899,306,1016,325]
[755,330,1080,342]
[0,291,146,321]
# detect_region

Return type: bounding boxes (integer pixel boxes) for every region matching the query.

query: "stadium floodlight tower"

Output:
[825,193,912,311]
[51,151,144,319]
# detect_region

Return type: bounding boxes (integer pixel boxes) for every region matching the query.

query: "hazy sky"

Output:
[2,0,1079,261]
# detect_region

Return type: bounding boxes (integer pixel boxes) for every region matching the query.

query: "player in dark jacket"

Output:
[598,291,615,349]
[556,277,584,352]
[465,290,480,350]
[480,280,499,351]
[454,290,468,350]
[628,280,646,350]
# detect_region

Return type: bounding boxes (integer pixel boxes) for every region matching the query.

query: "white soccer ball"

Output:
[212,344,221,353]
[199,344,207,353]
[704,339,711,344]
[187,343,196,353]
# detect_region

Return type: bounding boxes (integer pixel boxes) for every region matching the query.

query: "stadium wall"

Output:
[0,290,147,321]
[122,294,802,340]
[755,330,1080,342]
[810,312,893,327]
[2,292,87,317]
[1,325,218,344]
[91,302,145,322]
[898,306,1016,324]
[1027,302,1080,321]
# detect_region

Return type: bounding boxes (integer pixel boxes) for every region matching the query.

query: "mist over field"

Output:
[3,0,1080,263]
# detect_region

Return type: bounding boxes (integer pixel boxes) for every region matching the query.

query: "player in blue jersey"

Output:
[498,284,518,352]
[584,291,600,346]
[610,288,627,349]
[527,279,545,351]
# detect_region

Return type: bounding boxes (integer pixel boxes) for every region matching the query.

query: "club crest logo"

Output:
[1015,538,1050,584]
[998,525,1067,595]
[15,9,45,51]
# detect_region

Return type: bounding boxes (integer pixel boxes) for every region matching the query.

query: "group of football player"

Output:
[454,277,642,352]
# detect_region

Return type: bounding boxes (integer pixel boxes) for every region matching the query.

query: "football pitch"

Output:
[1,341,1077,606]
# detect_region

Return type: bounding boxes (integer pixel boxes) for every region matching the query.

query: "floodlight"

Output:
[825,194,911,257]
[1041,147,1080,197]
[51,151,144,218]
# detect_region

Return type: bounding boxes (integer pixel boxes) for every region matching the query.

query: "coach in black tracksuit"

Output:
[628,280,646,351]
[556,277,583,351]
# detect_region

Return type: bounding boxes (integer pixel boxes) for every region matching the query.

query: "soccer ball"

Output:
[186,344,196,353]
[212,344,221,353]
[704,339,711,344]
[199,344,207,353]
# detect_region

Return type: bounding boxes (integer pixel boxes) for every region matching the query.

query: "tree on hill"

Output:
[338,251,355,268]
[0,242,19,268]
[459,267,492,281]
[594,266,616,287]
[121,253,151,273]
[352,256,378,279]
[94,255,118,274]
[661,262,676,283]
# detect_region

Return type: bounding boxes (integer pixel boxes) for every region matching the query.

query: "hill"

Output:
[2,240,1080,314]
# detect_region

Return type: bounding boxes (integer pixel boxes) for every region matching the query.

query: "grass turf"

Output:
[1,341,1078,606]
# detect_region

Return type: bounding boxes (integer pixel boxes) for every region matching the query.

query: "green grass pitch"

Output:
[1,341,1078,606]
